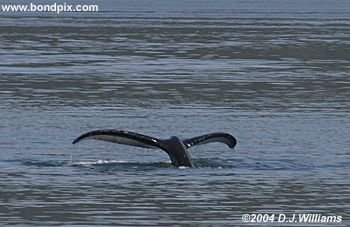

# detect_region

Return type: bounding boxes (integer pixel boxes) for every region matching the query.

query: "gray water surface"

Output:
[0,0,349,225]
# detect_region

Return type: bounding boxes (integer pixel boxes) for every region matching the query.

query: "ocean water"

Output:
[0,0,349,225]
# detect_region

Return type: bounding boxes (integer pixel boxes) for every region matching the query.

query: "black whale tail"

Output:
[72,129,237,167]
[72,129,162,149]
[183,132,237,149]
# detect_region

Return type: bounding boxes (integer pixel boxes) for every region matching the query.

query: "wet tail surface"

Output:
[72,129,237,167]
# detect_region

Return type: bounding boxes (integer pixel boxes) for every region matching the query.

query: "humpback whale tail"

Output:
[73,130,237,167]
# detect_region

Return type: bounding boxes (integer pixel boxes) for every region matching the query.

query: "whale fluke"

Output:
[72,130,162,149]
[73,129,237,167]
[183,132,237,149]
